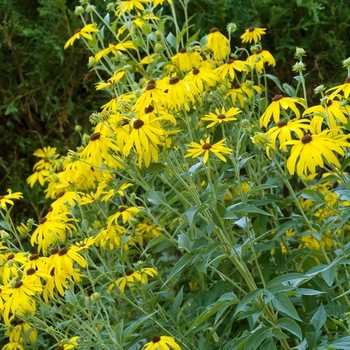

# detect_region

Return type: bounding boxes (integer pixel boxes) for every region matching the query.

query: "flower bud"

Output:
[227,23,237,34]
[88,56,97,67]
[106,2,114,11]
[75,125,82,132]
[314,84,325,94]
[292,61,306,72]
[250,132,270,147]
[74,6,84,15]
[342,57,350,68]
[154,43,164,53]
[86,4,96,12]
[295,47,306,57]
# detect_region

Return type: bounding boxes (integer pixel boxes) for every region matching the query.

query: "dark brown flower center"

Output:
[58,247,68,256]
[227,58,234,64]
[146,83,156,90]
[277,120,288,128]
[50,268,55,276]
[272,95,283,101]
[327,100,332,107]
[90,132,101,141]
[145,105,155,113]
[30,254,39,261]
[255,49,263,54]
[27,268,36,275]
[50,247,59,255]
[169,77,179,85]
[14,280,23,288]
[7,254,15,261]
[301,134,312,144]
[180,48,186,53]
[57,191,65,198]
[0,195,4,199]
[126,270,134,276]
[217,114,226,120]
[74,28,81,34]
[39,217,47,225]
[133,120,144,129]
[119,206,126,212]
[202,143,212,150]
[56,346,65,350]
[192,68,200,75]
[345,77,350,84]
[152,335,161,343]
[210,28,218,33]
[201,55,207,61]
[249,27,255,32]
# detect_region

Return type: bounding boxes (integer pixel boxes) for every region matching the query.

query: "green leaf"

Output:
[267,273,307,289]
[166,32,177,48]
[187,28,201,45]
[295,288,324,296]
[234,289,262,316]
[264,74,284,93]
[277,318,302,340]
[162,253,194,287]
[123,311,157,339]
[244,327,271,350]
[227,203,272,216]
[145,162,166,173]
[184,205,201,225]
[172,286,184,312]
[190,293,238,330]
[310,303,326,331]
[272,292,301,321]
[147,190,166,205]
[177,233,192,250]
[0,221,10,230]
[321,266,335,286]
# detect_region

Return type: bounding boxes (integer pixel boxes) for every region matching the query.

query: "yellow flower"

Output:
[184,137,232,163]
[226,81,262,108]
[117,0,151,13]
[95,41,136,61]
[327,76,350,99]
[5,321,37,344]
[108,267,157,293]
[117,13,160,37]
[214,58,248,80]
[267,118,310,152]
[80,132,120,168]
[123,114,165,157]
[153,0,172,5]
[64,23,99,49]
[170,48,198,72]
[206,27,230,61]
[2,342,25,350]
[95,224,132,250]
[157,75,198,111]
[136,219,163,245]
[260,95,305,128]
[246,49,276,74]
[284,130,350,177]
[303,99,348,129]
[26,168,50,188]
[2,275,42,325]
[58,336,80,350]
[108,206,140,225]
[0,189,23,210]
[142,335,181,350]
[201,106,240,128]
[240,27,266,43]
[32,146,61,171]
[95,71,125,90]
[184,67,219,92]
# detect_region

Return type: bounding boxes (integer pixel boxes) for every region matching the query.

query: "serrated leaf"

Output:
[272,292,301,321]
[310,303,326,331]
[277,318,302,340]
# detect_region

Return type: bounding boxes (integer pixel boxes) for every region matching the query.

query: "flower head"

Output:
[240,27,266,43]
[206,28,230,61]
[142,335,181,350]
[185,137,232,163]
[201,107,240,128]
[0,190,23,210]
[260,95,305,128]
[64,24,99,49]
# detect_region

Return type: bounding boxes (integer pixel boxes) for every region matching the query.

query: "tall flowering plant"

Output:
[2,1,350,349]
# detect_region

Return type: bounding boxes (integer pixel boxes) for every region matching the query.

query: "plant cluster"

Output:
[2,0,350,349]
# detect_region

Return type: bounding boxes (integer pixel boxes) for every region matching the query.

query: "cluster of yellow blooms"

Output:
[2,0,350,348]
